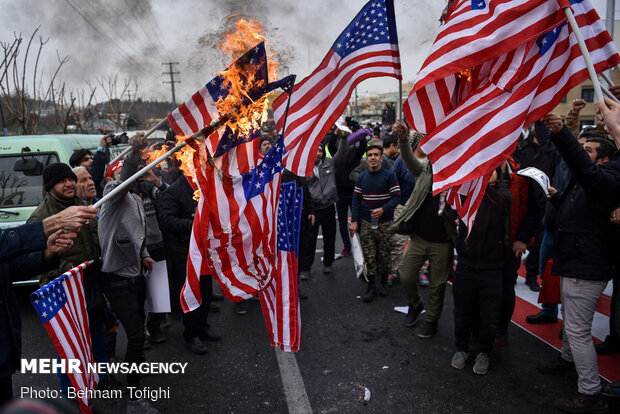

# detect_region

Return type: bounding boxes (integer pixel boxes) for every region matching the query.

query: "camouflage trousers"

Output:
[360,220,393,283]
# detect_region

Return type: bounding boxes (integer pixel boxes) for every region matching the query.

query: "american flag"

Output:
[259,181,303,352]
[181,137,285,309]
[404,0,620,231]
[405,0,568,134]
[167,42,268,176]
[273,0,401,177]
[30,261,98,413]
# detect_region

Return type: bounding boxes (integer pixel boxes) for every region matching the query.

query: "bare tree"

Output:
[50,80,98,134]
[0,28,69,134]
[96,74,138,131]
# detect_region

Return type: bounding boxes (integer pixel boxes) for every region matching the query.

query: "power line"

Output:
[162,62,180,105]
[122,0,165,62]
[62,0,141,67]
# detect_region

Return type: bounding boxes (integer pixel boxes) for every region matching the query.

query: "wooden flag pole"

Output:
[109,118,169,165]
[564,7,604,103]
[93,113,230,209]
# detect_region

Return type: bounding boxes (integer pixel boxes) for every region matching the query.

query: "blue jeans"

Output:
[539,231,558,318]
[59,319,108,392]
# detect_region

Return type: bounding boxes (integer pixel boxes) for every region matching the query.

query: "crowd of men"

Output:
[1,92,620,413]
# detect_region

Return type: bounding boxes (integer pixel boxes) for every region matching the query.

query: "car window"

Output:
[0,153,59,207]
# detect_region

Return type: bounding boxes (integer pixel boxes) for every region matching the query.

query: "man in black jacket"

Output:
[158,175,220,354]
[537,114,620,414]
[451,169,512,376]
[328,127,368,257]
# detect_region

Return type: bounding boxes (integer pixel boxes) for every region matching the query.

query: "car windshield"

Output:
[0,153,59,207]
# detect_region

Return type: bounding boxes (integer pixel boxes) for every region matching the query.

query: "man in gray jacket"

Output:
[299,139,345,278]
[99,132,158,414]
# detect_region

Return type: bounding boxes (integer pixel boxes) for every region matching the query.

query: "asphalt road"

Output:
[7,237,615,414]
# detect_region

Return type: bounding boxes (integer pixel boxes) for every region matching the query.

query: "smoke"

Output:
[0,0,445,103]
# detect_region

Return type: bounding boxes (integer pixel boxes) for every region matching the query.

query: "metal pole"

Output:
[109,118,168,165]
[605,0,615,80]
[564,7,604,103]
[354,87,359,122]
[93,113,229,209]
[398,80,403,122]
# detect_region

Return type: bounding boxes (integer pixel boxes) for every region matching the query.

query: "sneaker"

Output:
[405,304,425,327]
[525,278,541,292]
[554,393,608,414]
[127,398,160,414]
[451,351,468,370]
[377,283,388,297]
[143,339,152,350]
[362,286,376,303]
[323,266,332,274]
[387,271,401,286]
[537,355,577,376]
[601,381,620,397]
[341,248,351,257]
[235,301,248,315]
[473,352,489,375]
[300,270,311,280]
[418,272,430,287]
[417,320,438,339]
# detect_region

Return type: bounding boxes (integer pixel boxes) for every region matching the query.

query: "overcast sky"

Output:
[0,0,615,104]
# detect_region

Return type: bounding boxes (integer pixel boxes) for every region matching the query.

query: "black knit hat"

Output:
[43,163,77,192]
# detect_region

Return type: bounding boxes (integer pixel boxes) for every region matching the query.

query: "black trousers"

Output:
[453,265,502,355]
[336,191,353,250]
[0,375,11,405]
[299,205,337,271]
[498,246,520,334]
[103,274,146,389]
[183,275,213,340]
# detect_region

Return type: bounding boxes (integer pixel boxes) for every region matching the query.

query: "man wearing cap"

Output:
[350,142,401,302]
[27,163,119,393]
[98,133,159,414]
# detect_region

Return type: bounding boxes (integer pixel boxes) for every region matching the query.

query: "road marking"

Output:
[274,348,312,413]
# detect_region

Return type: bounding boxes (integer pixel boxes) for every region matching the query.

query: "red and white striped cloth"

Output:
[273,0,401,177]
[30,261,98,414]
[405,0,568,134]
[404,0,620,231]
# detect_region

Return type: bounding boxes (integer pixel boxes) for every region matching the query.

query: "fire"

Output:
[143,138,197,179]
[457,68,473,83]
[215,18,279,137]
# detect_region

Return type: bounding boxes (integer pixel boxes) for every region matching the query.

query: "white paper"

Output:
[350,232,368,282]
[516,167,551,197]
[394,306,409,314]
[146,260,171,313]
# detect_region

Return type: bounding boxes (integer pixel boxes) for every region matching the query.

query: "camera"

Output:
[106,132,128,146]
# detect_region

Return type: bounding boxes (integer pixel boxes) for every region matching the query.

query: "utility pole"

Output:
[162,62,180,106]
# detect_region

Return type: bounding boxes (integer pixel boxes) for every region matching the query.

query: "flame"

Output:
[165,17,279,186]
[457,68,472,83]
[215,18,279,138]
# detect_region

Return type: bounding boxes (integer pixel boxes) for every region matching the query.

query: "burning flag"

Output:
[165,18,302,351]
